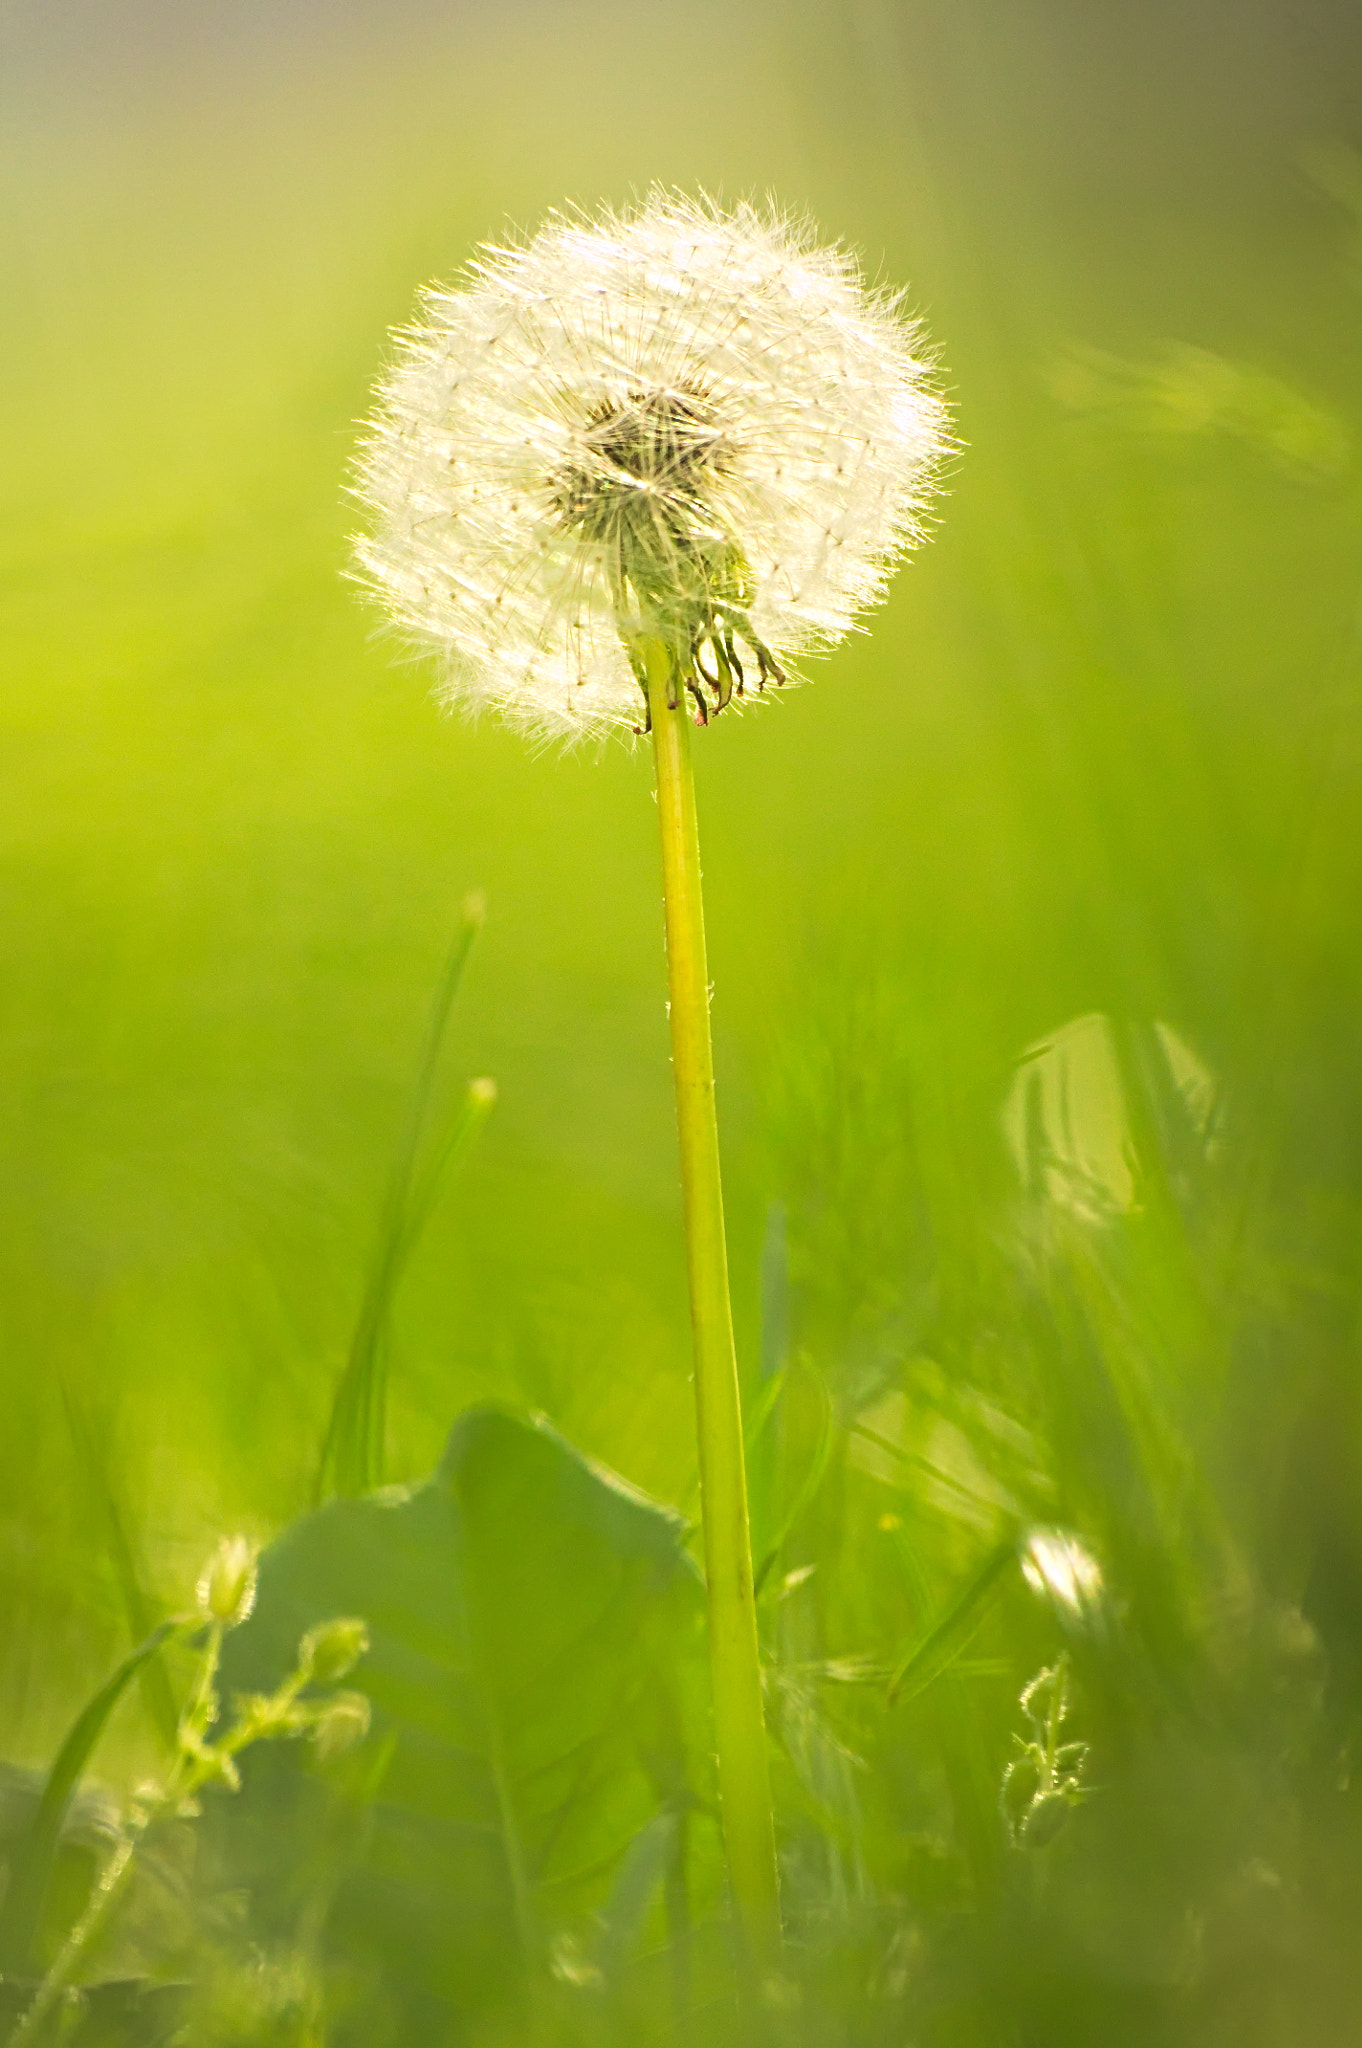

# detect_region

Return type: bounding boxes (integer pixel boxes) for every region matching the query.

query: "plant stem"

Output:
[643,641,782,1970]
[5,1623,286,2047]
[7,1838,138,2046]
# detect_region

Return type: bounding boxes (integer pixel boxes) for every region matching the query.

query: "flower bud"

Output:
[300,1617,370,1684]
[196,1536,258,1629]
[1021,1788,1075,1850]
[309,1690,372,1762]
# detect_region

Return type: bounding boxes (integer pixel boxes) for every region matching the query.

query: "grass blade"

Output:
[57,1381,179,1753]
[886,1537,1017,1707]
[0,1621,179,1978]
[753,1356,834,1597]
[314,896,489,1503]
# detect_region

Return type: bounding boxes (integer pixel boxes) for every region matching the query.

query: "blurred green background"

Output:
[2,0,1362,2034]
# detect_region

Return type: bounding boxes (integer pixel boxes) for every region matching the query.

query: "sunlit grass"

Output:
[3,2,1361,2040]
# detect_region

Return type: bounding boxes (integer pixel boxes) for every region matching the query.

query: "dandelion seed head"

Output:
[352,191,951,742]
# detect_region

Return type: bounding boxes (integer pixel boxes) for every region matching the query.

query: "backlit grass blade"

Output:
[753,1356,835,1598]
[0,1621,179,1980]
[315,898,489,1503]
[886,1538,1018,1707]
[57,1381,179,1752]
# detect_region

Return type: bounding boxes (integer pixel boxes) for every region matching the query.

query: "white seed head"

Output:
[352,191,951,743]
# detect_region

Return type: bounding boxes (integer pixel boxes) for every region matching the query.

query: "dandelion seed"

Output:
[353,191,950,740]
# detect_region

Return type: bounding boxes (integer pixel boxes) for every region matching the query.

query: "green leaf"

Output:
[215,1406,711,2036]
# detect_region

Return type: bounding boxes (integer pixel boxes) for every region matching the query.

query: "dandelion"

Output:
[353,191,948,741]
[352,191,950,1967]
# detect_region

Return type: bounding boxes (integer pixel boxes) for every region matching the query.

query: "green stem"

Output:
[643,641,782,1969]
[6,1837,138,2046]
[5,1624,265,2047]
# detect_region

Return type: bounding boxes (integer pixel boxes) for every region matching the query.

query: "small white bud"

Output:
[309,1690,372,1762]
[1020,1787,1075,1849]
[196,1536,258,1629]
[299,1617,370,1684]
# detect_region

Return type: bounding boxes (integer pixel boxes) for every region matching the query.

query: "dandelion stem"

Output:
[643,639,782,1969]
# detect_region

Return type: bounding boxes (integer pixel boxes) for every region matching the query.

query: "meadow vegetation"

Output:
[2,1,1361,2040]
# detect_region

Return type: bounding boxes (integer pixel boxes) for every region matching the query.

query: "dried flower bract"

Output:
[353,192,950,741]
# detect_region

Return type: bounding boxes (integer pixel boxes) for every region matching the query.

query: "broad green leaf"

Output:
[214,1406,711,2037]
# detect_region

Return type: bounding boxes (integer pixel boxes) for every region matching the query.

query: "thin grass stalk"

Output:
[315,900,487,1503]
[642,640,782,1969]
[57,1381,180,1751]
[0,1621,179,1985]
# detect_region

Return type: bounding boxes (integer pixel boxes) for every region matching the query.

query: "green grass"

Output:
[2,0,1361,2039]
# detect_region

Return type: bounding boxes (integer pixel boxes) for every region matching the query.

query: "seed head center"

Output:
[546,381,785,726]
[551,385,726,549]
